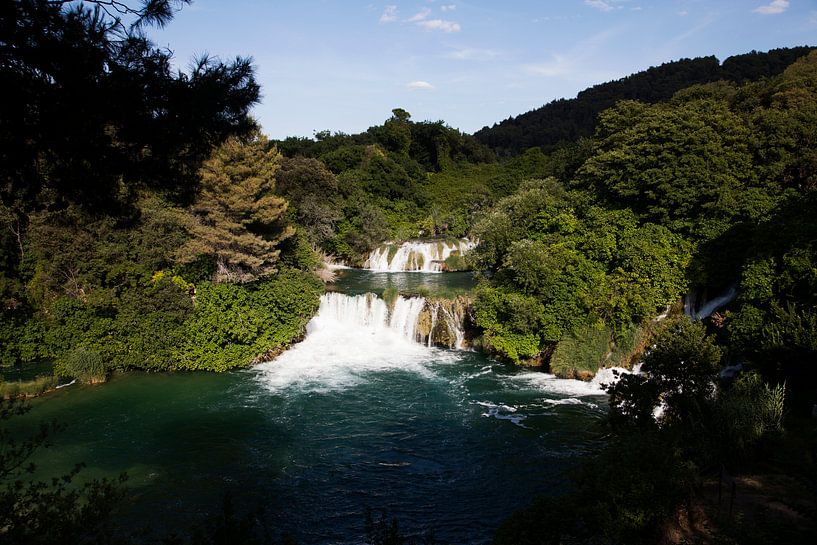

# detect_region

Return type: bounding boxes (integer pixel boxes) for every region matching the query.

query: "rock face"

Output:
[416,296,474,350]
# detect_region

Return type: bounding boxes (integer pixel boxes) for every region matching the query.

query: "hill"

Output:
[474,47,814,156]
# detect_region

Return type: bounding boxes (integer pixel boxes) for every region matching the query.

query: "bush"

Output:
[56,347,108,383]
[550,325,611,379]
[176,269,321,371]
[712,371,785,463]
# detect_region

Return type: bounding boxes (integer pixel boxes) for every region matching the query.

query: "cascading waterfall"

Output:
[684,284,737,321]
[364,239,476,272]
[420,300,467,350]
[316,292,426,340]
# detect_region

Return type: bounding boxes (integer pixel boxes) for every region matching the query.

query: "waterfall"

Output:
[684,285,737,321]
[317,292,425,341]
[364,239,476,272]
[390,296,426,340]
[255,292,444,393]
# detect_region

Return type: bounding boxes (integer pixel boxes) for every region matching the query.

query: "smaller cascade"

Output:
[685,285,737,321]
[417,297,470,349]
[364,239,476,273]
[389,296,427,340]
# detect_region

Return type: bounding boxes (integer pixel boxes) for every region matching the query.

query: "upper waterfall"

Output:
[364,239,476,273]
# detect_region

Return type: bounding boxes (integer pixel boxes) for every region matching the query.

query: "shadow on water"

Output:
[11,347,609,544]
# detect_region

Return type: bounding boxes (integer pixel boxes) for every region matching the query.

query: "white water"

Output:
[256,291,621,402]
[684,285,737,321]
[255,292,455,393]
[364,239,476,272]
[510,366,635,397]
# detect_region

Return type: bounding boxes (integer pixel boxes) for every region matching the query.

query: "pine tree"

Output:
[177,133,293,283]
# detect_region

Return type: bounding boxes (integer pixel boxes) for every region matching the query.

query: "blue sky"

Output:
[152,0,816,139]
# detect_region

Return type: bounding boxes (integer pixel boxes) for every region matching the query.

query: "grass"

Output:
[0,375,60,399]
[549,325,611,379]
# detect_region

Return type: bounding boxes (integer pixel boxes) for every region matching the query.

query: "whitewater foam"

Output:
[364,239,476,273]
[255,292,459,393]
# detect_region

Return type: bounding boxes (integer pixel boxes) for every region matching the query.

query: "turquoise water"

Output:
[12,272,610,544]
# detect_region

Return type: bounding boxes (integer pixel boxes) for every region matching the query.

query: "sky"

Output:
[151,0,817,139]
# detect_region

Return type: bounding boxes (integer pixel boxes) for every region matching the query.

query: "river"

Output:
[13,267,610,544]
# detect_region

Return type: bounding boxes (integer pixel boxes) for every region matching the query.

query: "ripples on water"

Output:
[17,278,615,545]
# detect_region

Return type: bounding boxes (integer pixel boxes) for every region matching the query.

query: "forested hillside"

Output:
[474,47,814,155]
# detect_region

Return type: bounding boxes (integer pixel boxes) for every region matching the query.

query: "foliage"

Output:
[176,133,292,283]
[494,432,697,545]
[0,0,259,209]
[712,372,785,463]
[471,178,688,364]
[473,285,545,364]
[549,325,612,379]
[55,346,108,383]
[276,157,343,246]
[176,270,321,371]
[575,98,756,237]
[609,320,721,432]
[475,47,813,156]
[0,376,59,400]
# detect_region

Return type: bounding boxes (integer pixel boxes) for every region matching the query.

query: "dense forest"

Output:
[2,1,816,544]
[474,47,814,155]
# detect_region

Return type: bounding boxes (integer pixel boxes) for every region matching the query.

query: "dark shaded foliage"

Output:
[475,47,813,156]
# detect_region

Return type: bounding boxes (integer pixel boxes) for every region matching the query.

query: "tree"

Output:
[575,98,755,237]
[0,0,259,209]
[275,157,343,245]
[607,320,721,431]
[176,133,292,283]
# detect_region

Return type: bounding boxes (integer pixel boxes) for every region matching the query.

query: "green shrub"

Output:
[381,286,399,308]
[0,375,59,398]
[550,325,611,378]
[175,269,321,371]
[713,371,785,462]
[56,347,108,383]
[443,254,469,272]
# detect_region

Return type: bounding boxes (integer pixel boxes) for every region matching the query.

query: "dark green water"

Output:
[330,268,477,297]
[12,273,610,544]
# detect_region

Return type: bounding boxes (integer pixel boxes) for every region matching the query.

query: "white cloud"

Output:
[408,8,431,22]
[399,6,461,33]
[379,5,398,23]
[584,0,614,12]
[445,47,499,61]
[407,80,434,90]
[678,10,689,16]
[753,0,789,14]
[441,4,456,11]
[417,18,461,32]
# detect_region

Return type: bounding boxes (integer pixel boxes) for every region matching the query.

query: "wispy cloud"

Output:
[441,4,456,11]
[407,8,431,22]
[445,47,499,61]
[753,0,789,15]
[584,0,614,12]
[407,80,435,90]
[417,19,461,32]
[379,5,398,23]
[524,27,625,80]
